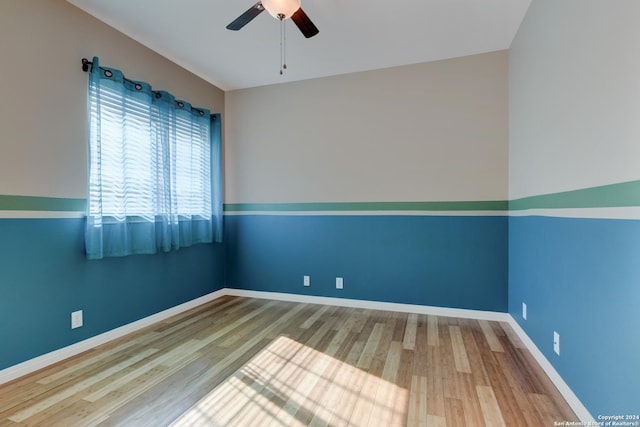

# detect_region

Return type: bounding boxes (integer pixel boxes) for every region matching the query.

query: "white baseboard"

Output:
[507,316,594,423]
[0,289,226,386]
[0,287,592,425]
[224,288,511,322]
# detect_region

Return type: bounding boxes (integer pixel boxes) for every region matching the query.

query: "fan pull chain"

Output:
[279,15,287,75]
[283,18,287,71]
[280,18,283,75]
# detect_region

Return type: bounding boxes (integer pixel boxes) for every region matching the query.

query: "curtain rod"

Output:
[80,58,217,120]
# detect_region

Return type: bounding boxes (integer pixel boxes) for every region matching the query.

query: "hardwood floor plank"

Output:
[500,321,527,349]
[444,397,466,427]
[459,319,490,388]
[391,311,407,343]
[427,414,448,427]
[481,346,523,426]
[292,325,351,425]
[518,349,579,422]
[370,317,397,377]
[307,356,358,426]
[407,375,427,427]
[493,349,545,427]
[306,331,357,425]
[369,341,404,426]
[339,309,370,335]
[396,347,414,385]
[327,359,368,426]
[402,313,418,350]
[476,385,507,427]
[300,304,332,329]
[495,336,539,395]
[427,314,440,347]
[457,369,487,427]
[529,392,568,426]
[448,325,472,374]
[479,319,505,353]
[426,345,446,418]
[356,323,385,370]
[271,345,335,426]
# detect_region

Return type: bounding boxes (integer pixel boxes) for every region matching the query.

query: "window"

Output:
[85,57,222,259]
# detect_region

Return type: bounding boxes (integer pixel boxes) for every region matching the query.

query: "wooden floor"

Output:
[0,296,578,426]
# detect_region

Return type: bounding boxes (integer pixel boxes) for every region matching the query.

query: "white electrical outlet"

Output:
[304,275,310,287]
[553,331,560,355]
[71,310,83,329]
[336,277,343,289]
[522,302,527,320]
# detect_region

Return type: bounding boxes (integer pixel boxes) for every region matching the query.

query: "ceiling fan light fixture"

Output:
[261,0,301,20]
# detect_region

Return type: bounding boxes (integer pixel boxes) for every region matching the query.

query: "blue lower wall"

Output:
[225,214,508,312]
[0,218,225,371]
[509,216,640,416]
[4,212,637,417]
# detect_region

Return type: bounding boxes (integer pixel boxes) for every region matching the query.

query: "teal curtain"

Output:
[211,113,223,243]
[86,57,222,259]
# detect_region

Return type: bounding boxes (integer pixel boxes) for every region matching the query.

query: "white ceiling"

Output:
[67,0,531,91]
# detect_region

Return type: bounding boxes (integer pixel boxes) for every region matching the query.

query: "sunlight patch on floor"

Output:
[171,336,408,427]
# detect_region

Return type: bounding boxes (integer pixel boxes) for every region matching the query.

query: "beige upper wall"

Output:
[225,51,508,204]
[0,0,224,199]
[509,0,640,199]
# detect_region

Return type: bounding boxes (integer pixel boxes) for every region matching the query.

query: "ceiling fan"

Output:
[226,0,319,38]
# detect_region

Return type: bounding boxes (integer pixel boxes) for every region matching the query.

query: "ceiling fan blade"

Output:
[291,8,319,38]
[226,2,265,31]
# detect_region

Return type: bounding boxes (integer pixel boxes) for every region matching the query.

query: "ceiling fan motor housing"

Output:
[262,0,301,20]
